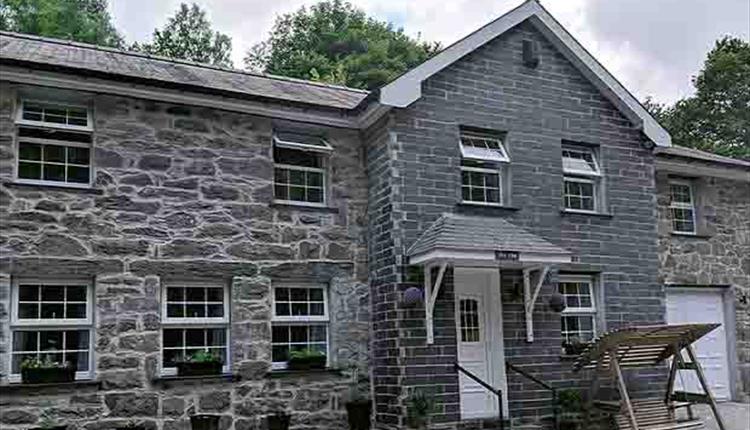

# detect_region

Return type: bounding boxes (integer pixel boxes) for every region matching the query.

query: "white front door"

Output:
[455,267,508,419]
[666,288,732,401]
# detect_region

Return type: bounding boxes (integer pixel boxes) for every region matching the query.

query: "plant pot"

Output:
[346,400,372,430]
[563,343,588,356]
[266,413,291,430]
[176,360,223,377]
[287,355,326,371]
[21,366,75,384]
[190,414,220,430]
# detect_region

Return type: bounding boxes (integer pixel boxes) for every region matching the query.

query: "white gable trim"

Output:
[378,0,671,147]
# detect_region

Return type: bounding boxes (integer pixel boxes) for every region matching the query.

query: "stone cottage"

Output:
[0,1,747,429]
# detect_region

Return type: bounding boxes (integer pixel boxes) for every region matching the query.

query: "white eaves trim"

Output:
[378,0,671,148]
[409,248,572,267]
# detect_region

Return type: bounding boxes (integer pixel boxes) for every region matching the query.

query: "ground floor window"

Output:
[559,274,597,354]
[271,284,329,370]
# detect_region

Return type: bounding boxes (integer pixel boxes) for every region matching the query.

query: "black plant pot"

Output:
[176,360,223,377]
[266,413,291,430]
[346,400,372,430]
[190,414,220,430]
[287,356,326,371]
[21,366,75,384]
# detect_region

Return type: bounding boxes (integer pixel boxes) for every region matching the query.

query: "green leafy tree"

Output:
[647,37,749,159]
[132,3,232,68]
[245,0,440,90]
[0,0,122,47]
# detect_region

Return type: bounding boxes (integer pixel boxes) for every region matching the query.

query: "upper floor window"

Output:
[562,144,601,213]
[459,129,509,206]
[559,274,597,354]
[273,131,331,206]
[271,285,329,370]
[161,282,230,376]
[669,180,696,234]
[10,279,94,382]
[14,100,93,187]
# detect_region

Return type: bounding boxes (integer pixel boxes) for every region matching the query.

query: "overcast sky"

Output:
[109,0,749,105]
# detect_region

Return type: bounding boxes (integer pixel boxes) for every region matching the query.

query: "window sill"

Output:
[456,202,520,211]
[266,368,343,379]
[560,209,613,218]
[0,379,101,394]
[151,373,239,387]
[670,232,711,239]
[3,181,103,195]
[270,201,339,213]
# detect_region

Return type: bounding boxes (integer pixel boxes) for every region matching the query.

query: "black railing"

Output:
[505,362,559,430]
[454,363,505,430]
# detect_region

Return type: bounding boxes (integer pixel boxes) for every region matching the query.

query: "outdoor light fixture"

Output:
[549,293,566,313]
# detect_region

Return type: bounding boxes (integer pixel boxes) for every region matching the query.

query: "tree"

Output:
[647,37,749,159]
[132,3,232,68]
[245,0,440,90]
[0,0,122,47]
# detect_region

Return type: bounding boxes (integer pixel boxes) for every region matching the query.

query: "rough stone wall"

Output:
[0,81,370,429]
[371,20,663,429]
[656,170,750,401]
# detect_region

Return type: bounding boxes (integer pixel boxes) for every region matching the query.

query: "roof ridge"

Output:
[0,31,370,95]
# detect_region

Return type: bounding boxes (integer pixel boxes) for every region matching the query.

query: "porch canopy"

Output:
[406,213,572,343]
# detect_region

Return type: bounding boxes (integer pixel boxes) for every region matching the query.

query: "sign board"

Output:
[495,250,520,261]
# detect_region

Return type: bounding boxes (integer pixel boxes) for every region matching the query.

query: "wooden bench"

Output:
[612,398,704,430]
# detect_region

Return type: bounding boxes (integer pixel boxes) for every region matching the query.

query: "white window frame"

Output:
[459,131,510,163]
[559,275,597,345]
[669,180,697,235]
[273,132,333,153]
[272,132,330,207]
[271,284,330,370]
[562,146,600,177]
[8,278,95,382]
[14,99,94,188]
[273,162,327,207]
[15,99,93,132]
[562,176,598,214]
[160,281,231,376]
[460,163,504,206]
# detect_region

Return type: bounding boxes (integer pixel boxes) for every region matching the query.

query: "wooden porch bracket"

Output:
[425,262,448,345]
[523,265,550,342]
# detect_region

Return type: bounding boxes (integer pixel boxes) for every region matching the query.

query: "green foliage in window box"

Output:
[562,338,590,356]
[287,348,327,371]
[20,357,75,384]
[176,350,223,376]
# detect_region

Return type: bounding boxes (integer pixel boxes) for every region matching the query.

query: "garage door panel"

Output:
[666,289,731,401]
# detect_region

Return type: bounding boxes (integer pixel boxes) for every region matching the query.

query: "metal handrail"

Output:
[454,363,505,430]
[506,362,559,430]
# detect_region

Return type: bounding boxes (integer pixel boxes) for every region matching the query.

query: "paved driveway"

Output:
[689,403,749,430]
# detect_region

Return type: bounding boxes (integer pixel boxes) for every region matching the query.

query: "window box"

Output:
[176,359,223,377]
[21,365,76,384]
[287,353,327,371]
[190,414,221,430]
[562,341,590,356]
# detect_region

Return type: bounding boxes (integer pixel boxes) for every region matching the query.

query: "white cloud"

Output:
[110,0,750,104]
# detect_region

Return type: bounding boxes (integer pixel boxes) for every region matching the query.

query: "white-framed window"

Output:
[14,100,93,187]
[9,279,94,382]
[458,298,481,343]
[271,285,329,370]
[273,131,331,206]
[669,180,696,234]
[562,144,601,213]
[459,129,509,206]
[160,282,230,376]
[559,275,597,347]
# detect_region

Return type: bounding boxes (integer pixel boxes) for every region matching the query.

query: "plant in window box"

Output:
[344,366,372,430]
[21,356,76,384]
[176,350,223,377]
[562,338,590,356]
[287,348,326,371]
[266,411,291,430]
[406,389,438,430]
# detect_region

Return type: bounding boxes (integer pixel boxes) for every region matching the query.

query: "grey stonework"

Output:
[0,81,370,429]
[366,21,663,429]
[656,171,750,402]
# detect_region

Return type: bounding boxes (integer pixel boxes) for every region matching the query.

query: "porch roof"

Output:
[407,213,571,266]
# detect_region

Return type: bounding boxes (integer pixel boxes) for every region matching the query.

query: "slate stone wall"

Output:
[657,170,750,402]
[368,21,663,429]
[0,81,370,429]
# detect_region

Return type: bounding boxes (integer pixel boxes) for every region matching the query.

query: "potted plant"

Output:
[345,367,371,430]
[557,389,584,430]
[406,389,437,430]
[176,350,223,377]
[562,338,589,356]
[190,414,220,430]
[266,411,291,430]
[21,356,75,384]
[287,348,326,371]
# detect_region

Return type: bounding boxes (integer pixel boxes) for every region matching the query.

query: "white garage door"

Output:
[666,288,731,401]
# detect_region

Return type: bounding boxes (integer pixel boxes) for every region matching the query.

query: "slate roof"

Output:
[0,31,370,110]
[655,146,750,169]
[406,213,570,257]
